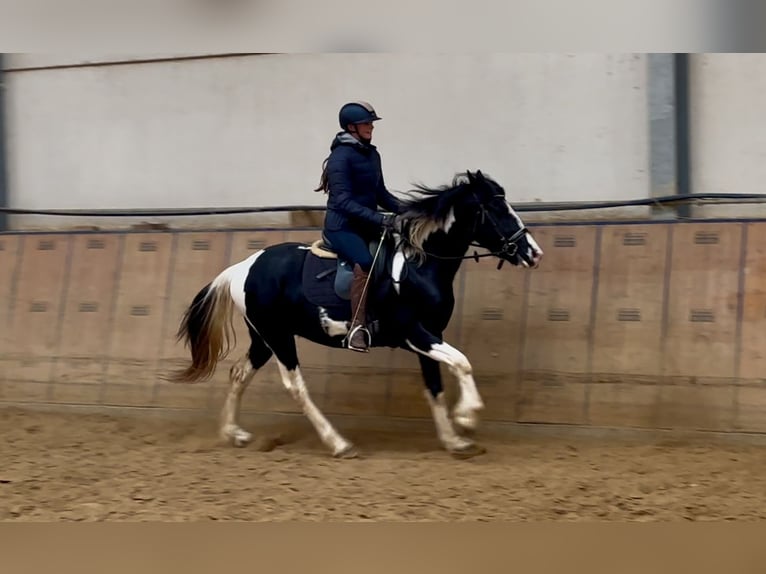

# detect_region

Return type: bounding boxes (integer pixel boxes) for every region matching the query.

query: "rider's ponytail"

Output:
[314,157,330,194]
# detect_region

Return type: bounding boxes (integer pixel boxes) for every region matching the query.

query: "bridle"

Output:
[470,193,530,268]
[398,193,530,269]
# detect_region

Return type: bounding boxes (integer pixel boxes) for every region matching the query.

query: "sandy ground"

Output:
[2,405,766,522]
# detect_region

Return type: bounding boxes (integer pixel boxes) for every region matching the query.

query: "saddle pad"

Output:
[302,252,349,309]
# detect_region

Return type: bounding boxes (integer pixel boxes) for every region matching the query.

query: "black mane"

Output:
[393,170,505,261]
[399,170,502,222]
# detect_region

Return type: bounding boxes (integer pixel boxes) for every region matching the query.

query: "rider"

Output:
[315,101,405,352]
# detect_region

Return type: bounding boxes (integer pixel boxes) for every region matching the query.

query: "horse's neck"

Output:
[419,229,472,284]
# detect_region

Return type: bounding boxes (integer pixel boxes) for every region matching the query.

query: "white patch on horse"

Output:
[424,391,475,452]
[391,250,406,294]
[220,353,255,446]
[504,199,543,266]
[406,339,485,430]
[443,207,456,233]
[525,233,543,263]
[275,360,354,456]
[318,307,349,337]
[212,249,264,316]
[407,206,457,257]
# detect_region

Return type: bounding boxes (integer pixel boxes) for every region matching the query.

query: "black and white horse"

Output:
[170,170,543,459]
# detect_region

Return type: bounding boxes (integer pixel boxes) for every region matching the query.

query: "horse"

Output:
[169,170,544,459]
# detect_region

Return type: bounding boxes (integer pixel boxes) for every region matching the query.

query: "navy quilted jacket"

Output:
[323,131,404,236]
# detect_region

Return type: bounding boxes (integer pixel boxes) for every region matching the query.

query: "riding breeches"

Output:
[323,229,374,272]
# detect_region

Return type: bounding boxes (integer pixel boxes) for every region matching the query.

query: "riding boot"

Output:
[348,264,371,352]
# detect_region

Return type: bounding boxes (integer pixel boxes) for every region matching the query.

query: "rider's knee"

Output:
[357,257,373,273]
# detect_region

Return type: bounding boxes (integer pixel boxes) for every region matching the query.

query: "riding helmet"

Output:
[338,101,381,130]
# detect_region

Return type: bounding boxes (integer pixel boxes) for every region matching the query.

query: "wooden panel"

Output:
[0,235,22,398]
[734,386,766,433]
[385,352,433,419]
[516,372,590,425]
[102,233,173,406]
[458,250,529,421]
[738,222,766,381]
[516,226,597,424]
[0,235,21,335]
[662,223,742,383]
[657,385,735,432]
[50,234,122,405]
[588,224,669,427]
[318,361,392,417]
[160,232,231,361]
[591,224,669,376]
[2,235,71,402]
[322,342,394,417]
[587,382,662,429]
[522,226,598,374]
[0,220,754,433]
[152,232,230,409]
[227,230,282,263]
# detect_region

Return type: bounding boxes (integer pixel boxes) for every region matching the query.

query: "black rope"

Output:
[3,193,766,218]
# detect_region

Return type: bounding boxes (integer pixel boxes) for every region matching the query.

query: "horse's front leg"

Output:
[408,321,485,432]
[424,342,484,433]
[406,324,486,458]
[416,348,483,436]
[449,351,485,434]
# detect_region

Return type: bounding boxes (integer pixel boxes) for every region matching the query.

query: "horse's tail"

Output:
[168,274,238,384]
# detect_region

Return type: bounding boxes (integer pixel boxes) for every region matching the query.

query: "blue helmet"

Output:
[338,101,381,130]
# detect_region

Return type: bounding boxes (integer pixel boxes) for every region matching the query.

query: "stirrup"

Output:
[346,324,371,352]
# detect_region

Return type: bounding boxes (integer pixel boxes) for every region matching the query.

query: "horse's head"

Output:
[398,170,543,269]
[460,170,543,269]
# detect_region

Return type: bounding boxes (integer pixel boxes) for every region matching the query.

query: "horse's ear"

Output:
[466,170,475,181]
[475,169,484,180]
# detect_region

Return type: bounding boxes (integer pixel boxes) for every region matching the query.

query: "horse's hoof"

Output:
[449,443,487,460]
[223,428,252,447]
[333,444,360,459]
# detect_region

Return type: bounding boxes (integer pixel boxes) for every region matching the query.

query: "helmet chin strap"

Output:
[347,124,371,144]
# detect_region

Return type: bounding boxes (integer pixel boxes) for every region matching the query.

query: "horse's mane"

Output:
[396,171,484,261]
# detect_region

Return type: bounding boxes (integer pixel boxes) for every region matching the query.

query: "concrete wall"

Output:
[6,53,766,228]
[3,53,651,229]
[690,54,766,218]
[2,221,766,434]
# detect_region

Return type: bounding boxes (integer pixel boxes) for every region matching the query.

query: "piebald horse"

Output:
[170,170,543,458]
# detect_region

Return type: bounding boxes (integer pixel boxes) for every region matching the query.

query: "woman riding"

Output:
[315,101,405,352]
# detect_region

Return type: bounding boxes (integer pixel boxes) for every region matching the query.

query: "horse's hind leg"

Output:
[220,327,273,447]
[261,327,356,458]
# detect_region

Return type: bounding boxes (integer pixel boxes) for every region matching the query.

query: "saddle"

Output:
[301,232,398,312]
